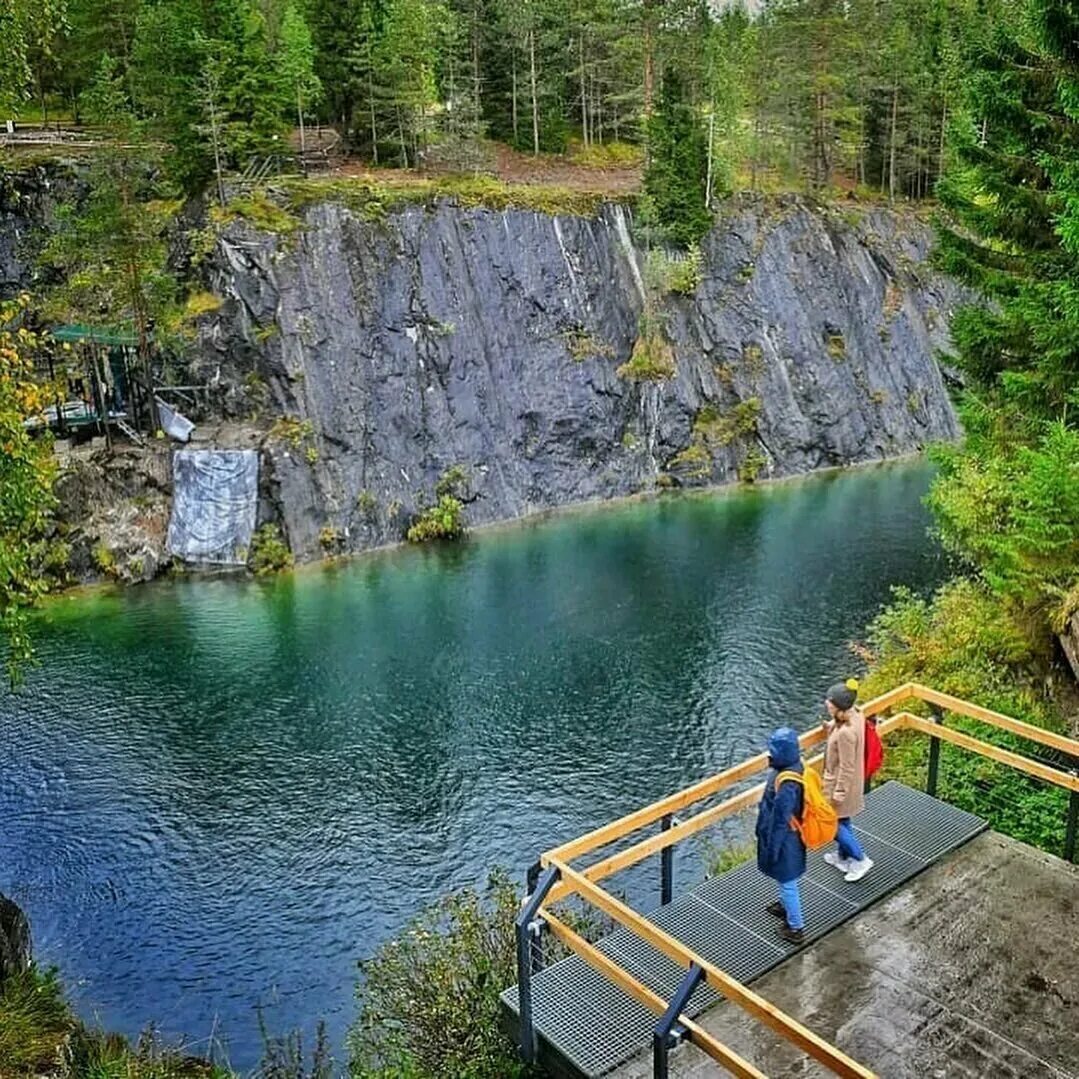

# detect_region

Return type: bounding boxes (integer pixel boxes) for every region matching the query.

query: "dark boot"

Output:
[766,901,786,919]
[779,923,805,944]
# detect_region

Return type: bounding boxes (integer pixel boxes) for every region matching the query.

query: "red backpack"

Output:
[864,716,884,779]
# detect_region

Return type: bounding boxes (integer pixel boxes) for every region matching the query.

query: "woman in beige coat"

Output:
[821,679,874,882]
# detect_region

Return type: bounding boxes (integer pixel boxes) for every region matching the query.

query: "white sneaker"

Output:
[823,851,852,872]
[844,857,874,882]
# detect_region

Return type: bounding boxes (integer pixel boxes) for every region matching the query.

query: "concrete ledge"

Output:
[612,832,1079,1078]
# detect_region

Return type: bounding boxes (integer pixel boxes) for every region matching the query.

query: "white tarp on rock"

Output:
[166,450,259,565]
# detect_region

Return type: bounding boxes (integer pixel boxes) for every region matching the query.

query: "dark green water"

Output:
[0,462,946,1067]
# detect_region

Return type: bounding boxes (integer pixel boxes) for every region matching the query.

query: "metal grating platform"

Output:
[501,781,987,1078]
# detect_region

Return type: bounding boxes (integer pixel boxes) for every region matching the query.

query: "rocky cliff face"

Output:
[0,161,74,298]
[194,195,961,560]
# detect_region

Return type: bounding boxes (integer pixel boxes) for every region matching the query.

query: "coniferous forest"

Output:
[6,0,1008,201]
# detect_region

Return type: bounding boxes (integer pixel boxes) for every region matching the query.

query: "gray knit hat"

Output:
[826,679,859,712]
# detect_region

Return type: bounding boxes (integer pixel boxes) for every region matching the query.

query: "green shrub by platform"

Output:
[858,579,1071,856]
[349,872,527,1079]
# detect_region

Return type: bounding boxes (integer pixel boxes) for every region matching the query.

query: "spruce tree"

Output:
[929,0,1079,635]
[643,68,711,246]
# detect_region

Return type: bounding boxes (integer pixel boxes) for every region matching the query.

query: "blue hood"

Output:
[767,727,801,770]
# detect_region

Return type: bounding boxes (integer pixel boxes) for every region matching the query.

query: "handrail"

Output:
[543,681,1074,866]
[520,685,1079,1079]
[901,713,1079,791]
[544,858,877,1079]
[541,910,768,1079]
[904,683,1079,757]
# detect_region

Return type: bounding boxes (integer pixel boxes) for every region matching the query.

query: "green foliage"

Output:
[668,398,762,481]
[826,333,846,360]
[0,964,231,1079]
[92,543,116,575]
[349,871,526,1079]
[562,328,614,362]
[702,841,754,878]
[318,526,342,550]
[281,176,613,221]
[0,298,59,688]
[667,441,711,479]
[617,333,675,381]
[643,69,711,247]
[407,495,464,543]
[40,58,180,362]
[695,398,761,447]
[258,1014,334,1079]
[738,447,767,483]
[858,580,1071,855]
[214,192,301,236]
[249,524,293,575]
[269,416,315,450]
[356,490,378,517]
[924,3,1079,645]
[646,246,704,297]
[435,465,467,499]
[0,966,73,1075]
[928,420,1079,631]
[0,0,67,116]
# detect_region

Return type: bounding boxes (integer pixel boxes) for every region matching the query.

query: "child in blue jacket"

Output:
[755,726,807,943]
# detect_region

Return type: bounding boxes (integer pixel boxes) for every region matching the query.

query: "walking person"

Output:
[756,727,807,943]
[822,678,874,882]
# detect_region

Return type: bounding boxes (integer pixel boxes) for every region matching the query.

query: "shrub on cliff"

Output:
[406,496,465,543]
[249,524,294,575]
[349,871,526,1079]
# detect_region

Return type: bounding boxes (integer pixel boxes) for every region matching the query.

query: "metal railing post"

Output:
[515,864,560,1065]
[1065,777,1079,863]
[660,814,673,906]
[926,709,944,797]
[652,963,704,1079]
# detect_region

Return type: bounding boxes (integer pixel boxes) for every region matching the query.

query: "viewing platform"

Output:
[502,684,1079,1078]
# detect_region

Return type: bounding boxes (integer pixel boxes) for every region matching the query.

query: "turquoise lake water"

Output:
[0,462,947,1067]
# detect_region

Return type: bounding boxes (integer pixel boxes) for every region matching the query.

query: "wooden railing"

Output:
[515,684,1079,1079]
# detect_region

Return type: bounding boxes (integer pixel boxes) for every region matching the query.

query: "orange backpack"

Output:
[776,768,838,849]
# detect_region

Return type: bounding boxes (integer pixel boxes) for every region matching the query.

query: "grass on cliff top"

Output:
[279,173,622,221]
[0,965,230,1079]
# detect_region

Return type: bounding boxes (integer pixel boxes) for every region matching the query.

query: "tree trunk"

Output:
[579,34,588,148]
[368,69,378,165]
[511,52,519,143]
[398,107,409,167]
[938,100,947,184]
[643,0,656,118]
[297,83,306,157]
[208,98,226,206]
[888,80,899,203]
[706,99,715,208]
[529,27,540,155]
[471,0,481,127]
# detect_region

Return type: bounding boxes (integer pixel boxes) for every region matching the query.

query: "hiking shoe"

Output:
[779,923,805,944]
[844,857,874,882]
[766,900,786,918]
[823,851,852,872]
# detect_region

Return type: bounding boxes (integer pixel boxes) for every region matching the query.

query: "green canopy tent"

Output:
[47,324,153,445]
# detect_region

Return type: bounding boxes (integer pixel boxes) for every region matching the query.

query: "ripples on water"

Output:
[0,463,947,1067]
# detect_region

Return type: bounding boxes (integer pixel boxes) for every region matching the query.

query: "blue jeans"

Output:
[777,878,804,930]
[836,818,865,862]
